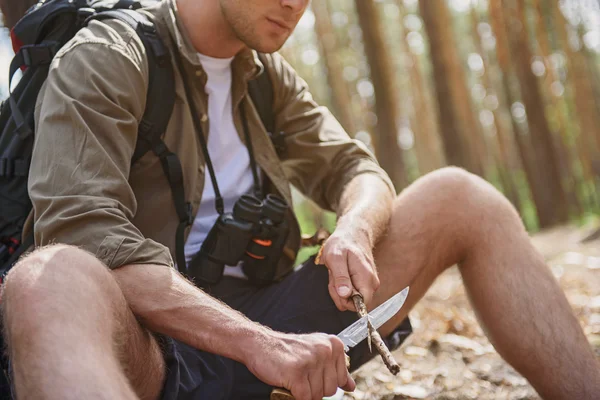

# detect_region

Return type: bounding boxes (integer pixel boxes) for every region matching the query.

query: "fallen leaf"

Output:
[442,377,465,390]
[588,256,600,269]
[437,334,483,353]
[590,297,600,310]
[346,388,365,399]
[563,252,586,265]
[373,371,393,383]
[587,334,600,348]
[403,346,429,358]
[400,369,413,383]
[392,384,429,398]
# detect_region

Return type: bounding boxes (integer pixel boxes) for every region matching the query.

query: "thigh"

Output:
[5,307,164,400]
[3,245,165,400]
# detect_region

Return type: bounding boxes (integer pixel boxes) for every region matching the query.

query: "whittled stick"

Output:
[315,247,399,374]
[352,294,400,375]
[301,227,331,247]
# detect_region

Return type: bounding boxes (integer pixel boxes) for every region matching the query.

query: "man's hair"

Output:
[1,0,38,30]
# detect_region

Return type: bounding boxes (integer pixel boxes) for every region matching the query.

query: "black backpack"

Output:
[0,0,279,282]
[0,1,278,396]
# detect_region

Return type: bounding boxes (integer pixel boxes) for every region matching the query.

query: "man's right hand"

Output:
[245,330,355,400]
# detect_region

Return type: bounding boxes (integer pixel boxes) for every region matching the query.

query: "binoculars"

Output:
[187,193,289,286]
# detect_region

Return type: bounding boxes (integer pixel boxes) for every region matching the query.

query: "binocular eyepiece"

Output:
[186,193,290,286]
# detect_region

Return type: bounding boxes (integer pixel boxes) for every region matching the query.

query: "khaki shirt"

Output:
[28,0,394,278]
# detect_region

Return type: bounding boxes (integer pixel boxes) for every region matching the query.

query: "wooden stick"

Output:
[352,293,400,375]
[352,293,373,352]
[301,227,331,247]
[316,246,400,374]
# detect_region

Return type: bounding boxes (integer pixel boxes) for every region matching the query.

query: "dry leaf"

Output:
[392,384,429,398]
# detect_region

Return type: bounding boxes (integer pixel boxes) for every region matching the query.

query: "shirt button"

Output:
[195,70,202,77]
[201,114,208,122]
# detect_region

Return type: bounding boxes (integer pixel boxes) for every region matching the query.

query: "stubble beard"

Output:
[220,1,288,53]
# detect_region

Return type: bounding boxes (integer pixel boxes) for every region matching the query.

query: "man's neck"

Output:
[176,0,245,58]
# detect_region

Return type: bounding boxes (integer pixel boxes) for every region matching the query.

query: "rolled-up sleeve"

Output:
[30,20,173,269]
[265,52,395,212]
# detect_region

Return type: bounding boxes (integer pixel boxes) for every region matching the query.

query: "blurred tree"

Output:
[531,0,582,215]
[419,0,484,176]
[489,0,545,228]
[470,5,521,212]
[0,0,37,30]
[397,0,445,175]
[354,0,406,190]
[503,0,569,227]
[311,0,357,135]
[582,37,600,123]
[550,0,600,179]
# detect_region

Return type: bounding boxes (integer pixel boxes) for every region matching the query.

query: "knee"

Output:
[402,167,479,211]
[2,244,115,320]
[402,167,522,239]
[424,166,475,193]
[425,166,480,194]
[419,167,515,214]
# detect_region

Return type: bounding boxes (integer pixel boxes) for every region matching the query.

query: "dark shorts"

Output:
[159,257,412,400]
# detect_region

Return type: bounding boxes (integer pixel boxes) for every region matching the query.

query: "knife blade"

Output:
[337,286,409,351]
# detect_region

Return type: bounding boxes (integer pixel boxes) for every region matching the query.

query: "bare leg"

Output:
[371,167,600,400]
[1,245,165,400]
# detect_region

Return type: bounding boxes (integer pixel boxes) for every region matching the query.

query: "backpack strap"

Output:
[8,41,59,139]
[247,53,287,157]
[90,10,191,270]
[88,10,175,163]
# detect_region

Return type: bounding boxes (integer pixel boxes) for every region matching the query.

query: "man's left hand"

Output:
[317,226,380,311]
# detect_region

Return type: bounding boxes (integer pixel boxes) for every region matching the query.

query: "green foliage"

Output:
[293,199,337,265]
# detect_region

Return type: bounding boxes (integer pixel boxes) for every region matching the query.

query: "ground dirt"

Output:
[344,223,600,400]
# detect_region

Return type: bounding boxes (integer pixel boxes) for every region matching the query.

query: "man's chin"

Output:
[247,37,287,54]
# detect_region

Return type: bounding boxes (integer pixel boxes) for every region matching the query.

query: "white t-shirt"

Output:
[183,53,254,279]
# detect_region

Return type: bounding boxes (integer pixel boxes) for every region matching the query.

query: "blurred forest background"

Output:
[1,0,600,238]
[277,0,600,238]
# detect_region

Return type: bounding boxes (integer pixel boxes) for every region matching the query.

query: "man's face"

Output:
[219,0,309,53]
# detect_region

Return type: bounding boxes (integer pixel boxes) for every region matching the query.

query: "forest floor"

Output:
[344,222,600,400]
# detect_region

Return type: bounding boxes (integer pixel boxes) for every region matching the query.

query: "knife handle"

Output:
[269,354,350,400]
[270,388,295,400]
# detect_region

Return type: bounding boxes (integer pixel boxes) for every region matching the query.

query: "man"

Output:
[1,0,599,399]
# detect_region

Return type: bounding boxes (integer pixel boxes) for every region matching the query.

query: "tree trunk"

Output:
[419,0,484,176]
[0,0,37,29]
[396,0,445,175]
[550,0,600,179]
[583,40,600,125]
[489,0,541,221]
[312,0,357,136]
[470,6,521,212]
[503,0,569,227]
[531,0,582,215]
[354,0,406,190]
